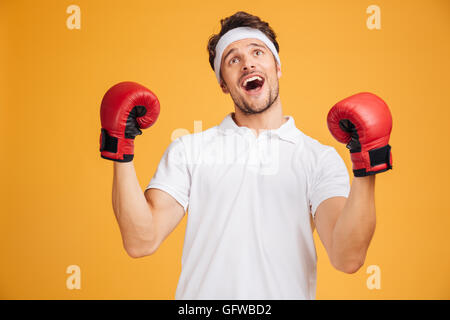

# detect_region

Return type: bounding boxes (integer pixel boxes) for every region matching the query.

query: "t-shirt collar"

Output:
[218,113,300,144]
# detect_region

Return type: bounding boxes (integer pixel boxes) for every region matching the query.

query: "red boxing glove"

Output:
[327,92,393,177]
[100,81,160,162]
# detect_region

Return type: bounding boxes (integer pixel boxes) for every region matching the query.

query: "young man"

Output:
[99,11,393,299]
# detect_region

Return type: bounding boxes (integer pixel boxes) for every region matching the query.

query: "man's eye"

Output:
[229,50,263,64]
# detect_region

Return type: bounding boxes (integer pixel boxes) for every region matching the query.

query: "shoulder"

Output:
[295,129,339,164]
[172,125,223,164]
[177,125,223,147]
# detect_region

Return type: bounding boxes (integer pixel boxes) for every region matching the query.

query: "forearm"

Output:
[331,175,376,273]
[112,161,155,256]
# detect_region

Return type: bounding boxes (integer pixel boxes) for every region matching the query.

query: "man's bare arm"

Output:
[314,175,376,273]
[112,162,185,258]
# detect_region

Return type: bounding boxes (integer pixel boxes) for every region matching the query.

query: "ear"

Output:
[220,80,230,94]
[277,63,282,79]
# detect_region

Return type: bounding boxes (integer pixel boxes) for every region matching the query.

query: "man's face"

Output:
[219,38,282,115]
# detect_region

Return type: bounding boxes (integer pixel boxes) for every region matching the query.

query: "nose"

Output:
[241,55,256,72]
[242,65,256,72]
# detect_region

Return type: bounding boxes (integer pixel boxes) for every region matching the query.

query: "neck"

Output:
[232,96,286,136]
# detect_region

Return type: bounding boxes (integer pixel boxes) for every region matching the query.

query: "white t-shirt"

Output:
[146,113,350,300]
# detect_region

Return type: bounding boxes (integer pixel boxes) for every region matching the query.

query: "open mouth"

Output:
[241,75,265,94]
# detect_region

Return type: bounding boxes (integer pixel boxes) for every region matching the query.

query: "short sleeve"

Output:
[146,138,191,211]
[309,147,350,218]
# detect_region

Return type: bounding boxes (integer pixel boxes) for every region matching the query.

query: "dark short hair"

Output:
[206,11,280,78]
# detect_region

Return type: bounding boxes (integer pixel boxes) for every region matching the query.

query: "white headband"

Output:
[213,27,281,84]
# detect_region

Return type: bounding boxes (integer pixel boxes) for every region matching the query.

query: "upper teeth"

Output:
[243,76,263,87]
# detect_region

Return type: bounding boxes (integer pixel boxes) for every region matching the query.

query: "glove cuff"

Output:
[100,129,134,162]
[351,144,392,177]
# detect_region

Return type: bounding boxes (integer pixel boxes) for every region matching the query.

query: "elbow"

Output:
[338,261,364,274]
[124,243,158,259]
[331,256,365,274]
[125,248,146,259]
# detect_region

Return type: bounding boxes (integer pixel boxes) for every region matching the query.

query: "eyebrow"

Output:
[222,43,266,63]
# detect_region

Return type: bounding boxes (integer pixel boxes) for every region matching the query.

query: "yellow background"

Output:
[1,0,449,299]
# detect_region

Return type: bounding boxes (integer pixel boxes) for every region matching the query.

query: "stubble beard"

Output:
[230,80,279,115]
